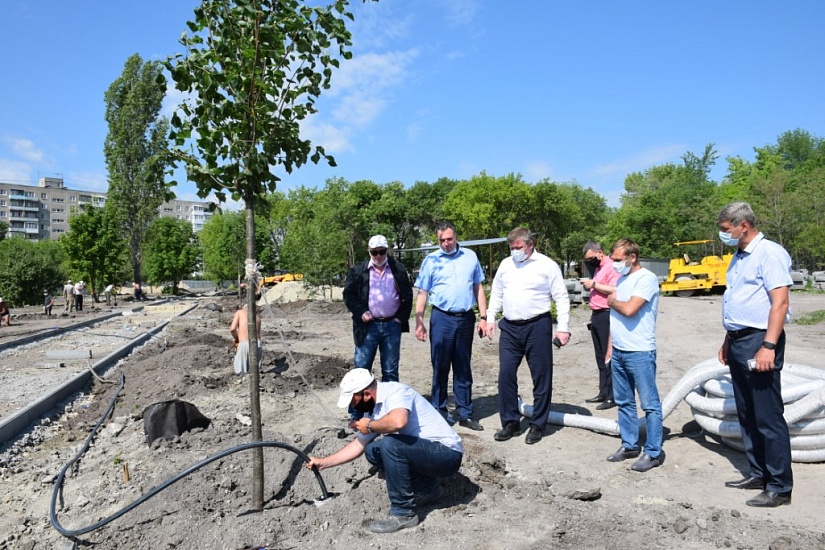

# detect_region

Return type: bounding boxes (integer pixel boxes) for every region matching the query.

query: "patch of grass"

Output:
[794,310,825,325]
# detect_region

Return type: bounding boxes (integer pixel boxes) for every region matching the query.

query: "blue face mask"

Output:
[511,248,527,262]
[613,260,631,277]
[718,230,739,247]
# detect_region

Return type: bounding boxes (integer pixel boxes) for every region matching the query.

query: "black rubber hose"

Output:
[50,374,329,538]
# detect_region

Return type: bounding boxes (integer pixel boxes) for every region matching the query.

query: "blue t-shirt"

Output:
[414,245,485,312]
[609,267,659,351]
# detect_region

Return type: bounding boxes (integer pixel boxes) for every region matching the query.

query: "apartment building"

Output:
[0,177,214,240]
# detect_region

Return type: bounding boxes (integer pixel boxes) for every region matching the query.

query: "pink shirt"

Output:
[589,256,619,311]
[368,263,400,318]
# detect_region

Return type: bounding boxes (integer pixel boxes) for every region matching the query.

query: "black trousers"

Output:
[497,315,553,430]
[589,309,612,400]
[727,329,793,494]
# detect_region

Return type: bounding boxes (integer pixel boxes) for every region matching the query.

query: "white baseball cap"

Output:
[337,369,375,408]
[368,235,389,250]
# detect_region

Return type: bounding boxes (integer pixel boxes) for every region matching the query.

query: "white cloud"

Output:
[589,144,687,178]
[524,161,553,182]
[438,0,479,26]
[0,158,31,182]
[406,122,423,143]
[302,116,353,155]
[66,171,108,192]
[7,137,45,163]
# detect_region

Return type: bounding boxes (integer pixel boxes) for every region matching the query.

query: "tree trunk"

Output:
[245,197,264,511]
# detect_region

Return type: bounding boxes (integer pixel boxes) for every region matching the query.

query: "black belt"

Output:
[373,316,396,322]
[591,308,610,314]
[432,306,472,317]
[505,312,550,326]
[727,327,766,340]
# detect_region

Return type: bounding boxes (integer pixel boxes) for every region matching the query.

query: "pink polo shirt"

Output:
[589,256,619,311]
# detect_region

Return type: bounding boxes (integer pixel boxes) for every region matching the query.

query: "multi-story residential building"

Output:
[0,177,214,240]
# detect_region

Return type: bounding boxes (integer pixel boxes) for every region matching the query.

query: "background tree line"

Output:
[1,128,822,306]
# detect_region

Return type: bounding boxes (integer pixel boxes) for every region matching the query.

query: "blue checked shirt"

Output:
[722,233,792,331]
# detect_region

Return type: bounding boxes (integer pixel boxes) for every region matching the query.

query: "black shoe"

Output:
[494,421,521,441]
[745,490,791,508]
[595,400,616,410]
[585,395,607,403]
[607,446,641,462]
[458,418,484,431]
[525,425,543,445]
[631,452,665,472]
[725,476,764,490]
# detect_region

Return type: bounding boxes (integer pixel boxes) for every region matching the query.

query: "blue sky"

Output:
[1,1,823,209]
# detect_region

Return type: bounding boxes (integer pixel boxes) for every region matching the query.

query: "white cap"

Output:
[337,369,375,408]
[67,280,72,284]
[368,235,388,249]
[0,297,4,302]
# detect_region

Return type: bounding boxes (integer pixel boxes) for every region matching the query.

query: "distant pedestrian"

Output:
[104,284,114,306]
[0,297,10,327]
[63,279,75,313]
[44,290,55,316]
[229,304,263,374]
[74,281,85,312]
[134,282,145,302]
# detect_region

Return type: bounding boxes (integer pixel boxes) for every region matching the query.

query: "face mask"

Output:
[511,248,527,263]
[586,256,600,268]
[718,230,739,247]
[443,245,458,255]
[372,257,387,267]
[613,260,631,277]
[353,397,375,414]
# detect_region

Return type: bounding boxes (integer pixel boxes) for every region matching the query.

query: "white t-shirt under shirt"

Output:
[609,267,659,352]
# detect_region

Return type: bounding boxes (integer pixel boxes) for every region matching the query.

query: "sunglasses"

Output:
[369,248,388,256]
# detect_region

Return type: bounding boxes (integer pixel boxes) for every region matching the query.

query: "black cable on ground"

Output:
[50,373,329,539]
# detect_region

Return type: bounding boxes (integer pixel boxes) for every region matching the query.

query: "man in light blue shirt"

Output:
[717,202,793,508]
[606,238,663,473]
[414,222,487,431]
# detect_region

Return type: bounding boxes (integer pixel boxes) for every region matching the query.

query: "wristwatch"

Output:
[366,421,374,434]
[479,315,487,320]
[761,341,776,350]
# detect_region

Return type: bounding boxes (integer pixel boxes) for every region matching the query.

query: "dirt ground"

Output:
[1,290,824,549]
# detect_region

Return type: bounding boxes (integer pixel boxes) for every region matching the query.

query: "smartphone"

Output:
[747,359,757,371]
[552,337,562,349]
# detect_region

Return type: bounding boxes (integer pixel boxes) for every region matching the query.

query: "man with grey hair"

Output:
[580,240,619,409]
[717,201,793,507]
[483,226,571,445]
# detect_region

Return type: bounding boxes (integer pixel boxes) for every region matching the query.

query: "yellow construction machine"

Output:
[261,270,304,287]
[660,240,733,297]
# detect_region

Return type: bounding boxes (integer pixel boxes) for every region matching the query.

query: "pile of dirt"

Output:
[259,281,344,305]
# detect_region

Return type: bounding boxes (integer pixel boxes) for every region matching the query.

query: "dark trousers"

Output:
[74,294,83,311]
[497,315,553,430]
[590,309,612,400]
[727,330,793,494]
[429,308,475,421]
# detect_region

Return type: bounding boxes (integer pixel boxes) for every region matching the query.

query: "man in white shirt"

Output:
[306,369,463,534]
[483,227,571,445]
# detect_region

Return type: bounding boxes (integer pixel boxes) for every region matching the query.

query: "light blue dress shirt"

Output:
[414,245,485,312]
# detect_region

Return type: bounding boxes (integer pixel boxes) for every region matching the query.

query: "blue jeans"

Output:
[429,309,476,421]
[365,434,462,516]
[354,319,402,382]
[611,348,663,458]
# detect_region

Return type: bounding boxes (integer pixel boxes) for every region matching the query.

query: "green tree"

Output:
[165,0,358,509]
[104,53,172,285]
[0,221,8,241]
[0,238,66,306]
[143,218,200,294]
[61,205,128,301]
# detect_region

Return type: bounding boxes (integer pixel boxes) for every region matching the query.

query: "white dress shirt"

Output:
[487,250,570,333]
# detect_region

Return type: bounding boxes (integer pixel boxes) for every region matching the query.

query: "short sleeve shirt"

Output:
[414,246,484,312]
[609,268,659,351]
